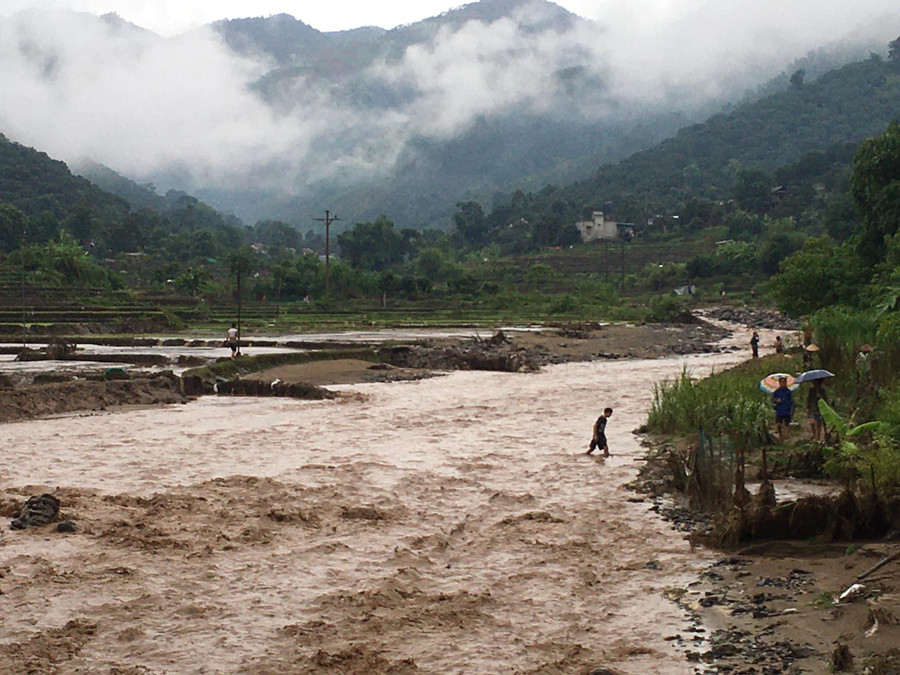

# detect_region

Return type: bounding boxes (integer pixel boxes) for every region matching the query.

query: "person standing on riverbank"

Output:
[586,408,613,457]
[750,331,760,358]
[772,377,794,442]
[807,380,826,443]
[774,336,784,354]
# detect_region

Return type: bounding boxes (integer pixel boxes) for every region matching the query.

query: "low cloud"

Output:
[0,1,898,218]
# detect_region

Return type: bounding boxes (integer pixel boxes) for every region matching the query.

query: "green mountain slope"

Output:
[564,55,900,212]
[0,133,130,224]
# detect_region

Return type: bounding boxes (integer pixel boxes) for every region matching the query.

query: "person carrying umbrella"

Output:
[796,368,835,443]
[772,376,794,442]
[807,379,826,443]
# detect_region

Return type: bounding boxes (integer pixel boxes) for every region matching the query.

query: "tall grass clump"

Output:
[810,306,879,382]
[647,363,773,443]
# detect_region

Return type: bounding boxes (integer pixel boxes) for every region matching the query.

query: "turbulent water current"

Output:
[0,332,757,674]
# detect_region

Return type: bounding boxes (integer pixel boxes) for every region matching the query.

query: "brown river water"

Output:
[0,329,762,674]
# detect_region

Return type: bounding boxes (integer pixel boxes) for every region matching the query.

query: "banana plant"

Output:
[818,399,887,484]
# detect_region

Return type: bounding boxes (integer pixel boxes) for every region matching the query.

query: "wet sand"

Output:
[0,343,753,674]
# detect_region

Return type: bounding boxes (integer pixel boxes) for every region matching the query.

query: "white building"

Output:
[575,211,634,242]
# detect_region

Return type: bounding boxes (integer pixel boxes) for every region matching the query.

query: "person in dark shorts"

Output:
[750,331,759,358]
[586,408,614,457]
[226,322,239,358]
[807,379,826,443]
[772,377,794,442]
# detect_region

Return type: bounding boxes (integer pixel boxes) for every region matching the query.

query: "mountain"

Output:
[0,133,130,224]
[0,133,244,258]
[198,2,702,228]
[560,54,900,214]
[2,2,899,233]
[198,3,900,229]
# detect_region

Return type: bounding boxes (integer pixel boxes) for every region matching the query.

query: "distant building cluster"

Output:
[574,211,634,243]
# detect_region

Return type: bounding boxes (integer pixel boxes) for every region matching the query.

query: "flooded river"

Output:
[0,339,754,673]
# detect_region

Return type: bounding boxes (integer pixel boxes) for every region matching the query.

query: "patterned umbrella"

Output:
[759,372,798,393]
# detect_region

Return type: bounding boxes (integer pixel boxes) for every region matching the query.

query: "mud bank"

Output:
[676,543,900,674]
[631,442,900,672]
[0,373,189,423]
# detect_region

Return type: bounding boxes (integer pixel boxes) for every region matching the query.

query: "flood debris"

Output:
[216,378,337,399]
[10,493,60,529]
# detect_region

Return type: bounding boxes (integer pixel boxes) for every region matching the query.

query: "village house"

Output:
[574,211,635,243]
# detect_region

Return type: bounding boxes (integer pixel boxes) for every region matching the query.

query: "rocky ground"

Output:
[630,444,900,673]
[702,306,801,332]
[668,543,900,674]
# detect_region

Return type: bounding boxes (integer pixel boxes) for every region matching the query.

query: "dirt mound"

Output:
[378,336,540,372]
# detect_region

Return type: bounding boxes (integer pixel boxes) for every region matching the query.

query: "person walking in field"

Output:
[586,408,613,457]
[226,322,240,358]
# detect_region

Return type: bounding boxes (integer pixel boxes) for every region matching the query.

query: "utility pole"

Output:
[21,224,27,349]
[315,210,340,297]
[236,267,242,357]
[604,240,609,282]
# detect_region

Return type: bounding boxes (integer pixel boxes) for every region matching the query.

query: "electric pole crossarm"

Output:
[314,210,340,298]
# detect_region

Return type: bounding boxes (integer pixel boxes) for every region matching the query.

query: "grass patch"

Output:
[646,354,799,440]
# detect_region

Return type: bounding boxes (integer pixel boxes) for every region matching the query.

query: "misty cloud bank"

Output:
[0,0,898,221]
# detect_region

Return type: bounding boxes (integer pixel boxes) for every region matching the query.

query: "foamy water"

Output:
[0,334,762,674]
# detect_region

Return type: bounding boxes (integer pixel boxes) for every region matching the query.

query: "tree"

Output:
[336,216,403,271]
[889,36,900,62]
[0,204,28,252]
[850,121,900,263]
[789,68,805,89]
[755,228,804,276]
[769,237,865,315]
[452,201,489,246]
[255,220,300,250]
[173,267,210,297]
[732,169,773,213]
[227,247,255,301]
[415,248,446,281]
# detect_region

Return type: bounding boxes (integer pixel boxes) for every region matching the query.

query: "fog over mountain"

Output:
[1,0,898,228]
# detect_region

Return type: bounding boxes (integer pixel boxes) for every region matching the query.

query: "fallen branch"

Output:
[857,549,900,581]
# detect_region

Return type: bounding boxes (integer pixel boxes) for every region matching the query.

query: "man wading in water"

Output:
[586,408,613,457]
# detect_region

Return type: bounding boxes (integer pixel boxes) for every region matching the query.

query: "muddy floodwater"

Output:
[0,339,754,674]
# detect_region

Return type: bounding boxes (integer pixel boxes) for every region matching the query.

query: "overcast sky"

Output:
[0,0,690,34]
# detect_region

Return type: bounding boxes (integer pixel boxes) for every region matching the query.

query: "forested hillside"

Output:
[0,133,130,230]
[518,52,900,225]
[0,134,242,259]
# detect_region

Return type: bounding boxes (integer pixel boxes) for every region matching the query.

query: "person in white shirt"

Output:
[226,323,239,358]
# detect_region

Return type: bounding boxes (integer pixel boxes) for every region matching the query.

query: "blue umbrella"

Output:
[795,369,835,384]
